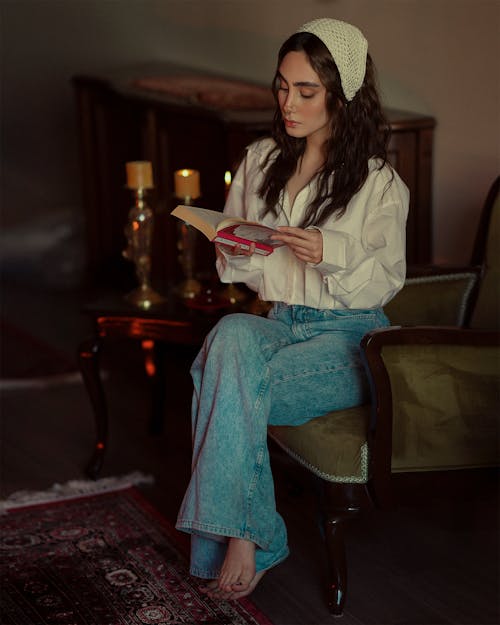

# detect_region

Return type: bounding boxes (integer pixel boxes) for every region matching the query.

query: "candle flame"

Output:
[181,169,191,177]
[224,171,232,186]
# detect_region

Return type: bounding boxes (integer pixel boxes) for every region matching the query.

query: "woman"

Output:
[176,17,409,600]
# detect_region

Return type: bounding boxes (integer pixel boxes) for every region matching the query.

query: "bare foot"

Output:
[218,537,256,593]
[198,537,256,598]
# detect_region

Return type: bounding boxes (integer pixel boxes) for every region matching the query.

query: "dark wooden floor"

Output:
[1,279,499,625]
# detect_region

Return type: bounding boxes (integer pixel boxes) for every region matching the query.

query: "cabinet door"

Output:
[388,131,418,263]
[388,129,432,264]
[75,79,149,289]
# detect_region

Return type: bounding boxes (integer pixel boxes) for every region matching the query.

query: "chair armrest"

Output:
[406,264,481,279]
[385,267,481,327]
[360,326,500,505]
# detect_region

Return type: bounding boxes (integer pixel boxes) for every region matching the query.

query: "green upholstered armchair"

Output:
[268,177,500,616]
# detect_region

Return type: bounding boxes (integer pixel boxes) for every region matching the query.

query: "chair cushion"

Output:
[385,272,478,326]
[268,405,370,483]
[382,342,500,471]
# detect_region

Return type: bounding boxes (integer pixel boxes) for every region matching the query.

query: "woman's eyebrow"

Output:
[294,81,321,87]
[277,71,321,88]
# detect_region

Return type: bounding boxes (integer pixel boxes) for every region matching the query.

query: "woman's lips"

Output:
[284,119,299,128]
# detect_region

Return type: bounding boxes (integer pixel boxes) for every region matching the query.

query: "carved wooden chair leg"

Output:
[322,482,371,616]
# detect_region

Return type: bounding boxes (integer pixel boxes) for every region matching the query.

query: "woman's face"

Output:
[277,50,331,145]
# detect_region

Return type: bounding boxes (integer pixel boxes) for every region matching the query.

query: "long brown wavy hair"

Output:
[258,31,392,227]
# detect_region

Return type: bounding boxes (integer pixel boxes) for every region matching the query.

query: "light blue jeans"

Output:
[176,303,389,579]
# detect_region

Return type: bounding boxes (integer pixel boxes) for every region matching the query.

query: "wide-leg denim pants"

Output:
[176,303,389,579]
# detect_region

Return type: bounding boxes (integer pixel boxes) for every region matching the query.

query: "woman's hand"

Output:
[272,227,323,264]
[215,242,256,257]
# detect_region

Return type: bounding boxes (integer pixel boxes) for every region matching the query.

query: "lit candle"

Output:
[224,170,232,199]
[174,169,201,200]
[126,161,154,189]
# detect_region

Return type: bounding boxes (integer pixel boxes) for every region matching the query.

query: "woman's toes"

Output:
[231,572,254,592]
[218,572,239,592]
[207,586,232,600]
[230,570,266,599]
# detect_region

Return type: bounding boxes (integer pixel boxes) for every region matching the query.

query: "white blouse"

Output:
[216,137,409,310]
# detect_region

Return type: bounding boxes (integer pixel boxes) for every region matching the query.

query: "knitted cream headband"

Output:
[297,18,368,101]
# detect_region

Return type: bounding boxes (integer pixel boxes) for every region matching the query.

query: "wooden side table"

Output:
[79,292,232,478]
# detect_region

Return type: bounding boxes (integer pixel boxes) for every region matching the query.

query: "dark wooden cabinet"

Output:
[73,65,435,292]
[385,110,435,265]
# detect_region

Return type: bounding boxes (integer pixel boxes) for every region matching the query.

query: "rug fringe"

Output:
[0,471,154,513]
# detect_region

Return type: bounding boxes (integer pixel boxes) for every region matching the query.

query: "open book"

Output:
[171,205,284,256]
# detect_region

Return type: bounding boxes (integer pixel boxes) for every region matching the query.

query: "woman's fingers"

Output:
[272,226,323,264]
[215,242,255,256]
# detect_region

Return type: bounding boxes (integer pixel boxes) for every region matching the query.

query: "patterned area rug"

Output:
[0,487,273,625]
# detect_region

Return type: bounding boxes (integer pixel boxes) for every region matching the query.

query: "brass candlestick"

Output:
[123,161,165,310]
[176,199,202,299]
[220,169,248,306]
[174,169,202,299]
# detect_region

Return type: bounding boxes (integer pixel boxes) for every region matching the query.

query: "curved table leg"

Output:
[140,339,167,435]
[78,336,107,479]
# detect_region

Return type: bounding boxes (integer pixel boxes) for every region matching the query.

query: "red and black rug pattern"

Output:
[0,487,272,625]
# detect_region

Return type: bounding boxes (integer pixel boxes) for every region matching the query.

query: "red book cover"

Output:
[214,223,284,256]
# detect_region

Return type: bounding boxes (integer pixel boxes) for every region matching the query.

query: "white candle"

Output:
[174,169,200,200]
[126,161,154,189]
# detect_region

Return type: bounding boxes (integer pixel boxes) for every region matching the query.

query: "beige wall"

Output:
[2,0,499,263]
